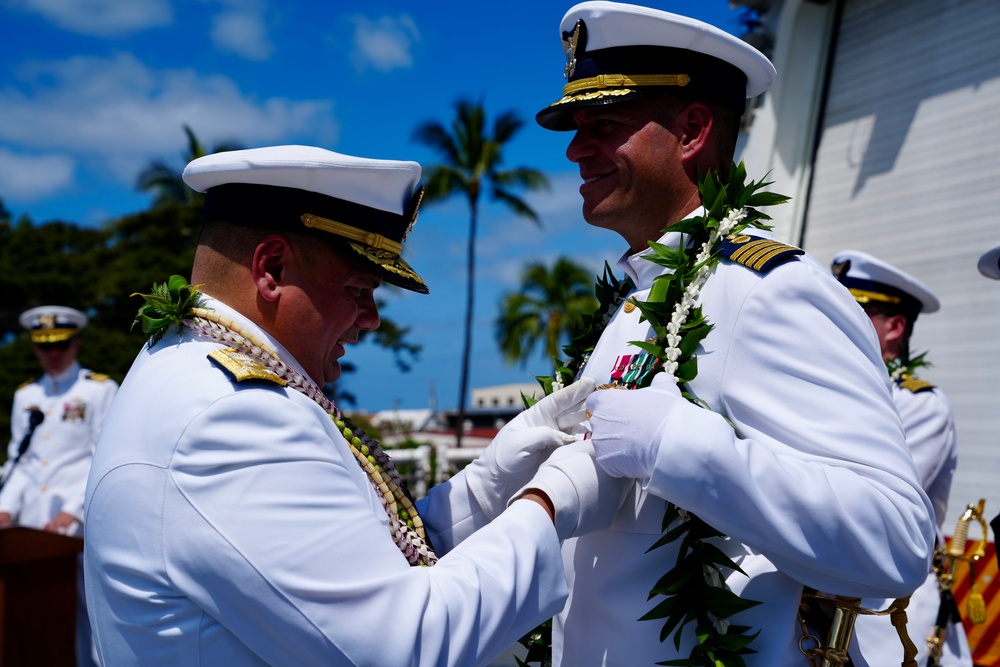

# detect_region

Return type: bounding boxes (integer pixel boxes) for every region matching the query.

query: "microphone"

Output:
[0,408,44,493]
[17,408,45,461]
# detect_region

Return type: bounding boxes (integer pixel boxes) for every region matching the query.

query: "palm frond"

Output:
[491,188,541,225]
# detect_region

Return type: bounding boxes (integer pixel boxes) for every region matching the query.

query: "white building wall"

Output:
[744,0,1000,530]
[737,0,837,245]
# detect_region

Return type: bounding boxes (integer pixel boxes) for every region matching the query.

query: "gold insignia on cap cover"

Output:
[402,186,424,243]
[831,260,850,280]
[563,20,584,80]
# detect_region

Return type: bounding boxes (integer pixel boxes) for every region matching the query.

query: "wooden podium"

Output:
[0,526,84,666]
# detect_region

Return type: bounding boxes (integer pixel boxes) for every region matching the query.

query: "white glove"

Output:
[587,373,683,480]
[512,440,630,540]
[463,378,596,519]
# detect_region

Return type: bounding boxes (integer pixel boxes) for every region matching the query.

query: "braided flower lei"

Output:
[132,275,437,567]
[530,163,789,667]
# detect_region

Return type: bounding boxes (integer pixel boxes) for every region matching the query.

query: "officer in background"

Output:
[531,2,934,665]
[0,305,118,667]
[84,145,625,666]
[833,250,971,667]
[977,243,1000,565]
[0,305,118,533]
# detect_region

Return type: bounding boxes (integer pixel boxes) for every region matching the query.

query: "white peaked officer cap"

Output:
[19,305,88,343]
[831,249,940,317]
[536,1,776,130]
[183,145,430,294]
[977,244,1000,280]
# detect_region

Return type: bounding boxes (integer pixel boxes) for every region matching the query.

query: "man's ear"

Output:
[883,313,909,346]
[251,234,291,303]
[677,102,713,162]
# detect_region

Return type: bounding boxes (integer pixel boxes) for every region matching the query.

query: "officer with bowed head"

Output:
[832,250,971,667]
[83,144,627,666]
[533,2,935,665]
[978,243,1000,566]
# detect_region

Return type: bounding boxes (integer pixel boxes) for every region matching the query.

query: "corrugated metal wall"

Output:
[800,0,1000,530]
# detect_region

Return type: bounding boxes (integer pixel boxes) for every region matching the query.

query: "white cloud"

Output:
[0,148,74,200]
[210,0,274,61]
[0,52,338,193]
[9,0,171,37]
[349,15,419,73]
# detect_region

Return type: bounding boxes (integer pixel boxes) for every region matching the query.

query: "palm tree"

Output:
[136,125,243,207]
[496,257,599,371]
[413,99,549,447]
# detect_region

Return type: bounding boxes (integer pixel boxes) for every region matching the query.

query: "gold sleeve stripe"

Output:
[899,376,935,393]
[208,348,287,386]
[721,234,803,273]
[301,213,403,255]
[730,240,793,271]
[563,73,690,96]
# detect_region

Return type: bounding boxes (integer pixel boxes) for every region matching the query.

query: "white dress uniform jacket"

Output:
[855,381,971,667]
[553,230,935,667]
[1,361,117,531]
[84,298,567,667]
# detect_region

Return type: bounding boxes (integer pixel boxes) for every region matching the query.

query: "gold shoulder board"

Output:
[898,376,935,393]
[87,372,111,382]
[16,378,36,390]
[208,348,287,386]
[720,234,804,273]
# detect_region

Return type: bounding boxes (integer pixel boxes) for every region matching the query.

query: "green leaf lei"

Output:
[131,274,206,346]
[886,350,931,382]
[526,162,790,667]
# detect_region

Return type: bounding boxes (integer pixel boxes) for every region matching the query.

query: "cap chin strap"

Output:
[848,287,902,306]
[563,72,690,96]
[300,213,403,255]
[30,329,79,344]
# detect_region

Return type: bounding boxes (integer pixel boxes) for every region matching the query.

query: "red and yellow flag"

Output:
[951,541,999,666]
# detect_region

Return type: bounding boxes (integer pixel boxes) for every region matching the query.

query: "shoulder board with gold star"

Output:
[16,378,37,391]
[720,234,804,273]
[208,348,287,386]
[86,372,112,382]
[898,376,935,393]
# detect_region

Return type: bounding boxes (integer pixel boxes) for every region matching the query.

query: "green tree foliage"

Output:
[135,124,242,208]
[359,296,421,373]
[413,99,549,446]
[0,127,421,437]
[495,257,598,371]
[0,198,202,439]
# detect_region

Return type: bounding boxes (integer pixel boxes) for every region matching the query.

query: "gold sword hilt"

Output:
[929,498,989,661]
[951,499,989,625]
[948,499,988,561]
[799,594,917,667]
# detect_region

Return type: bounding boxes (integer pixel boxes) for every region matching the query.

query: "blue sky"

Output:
[1,0,746,413]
